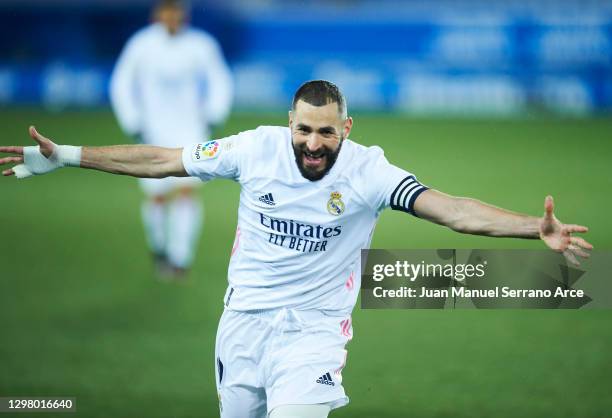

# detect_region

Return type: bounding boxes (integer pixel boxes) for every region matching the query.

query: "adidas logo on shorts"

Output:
[316,372,335,386]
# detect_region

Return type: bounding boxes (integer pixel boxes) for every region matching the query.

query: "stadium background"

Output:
[0,0,610,417]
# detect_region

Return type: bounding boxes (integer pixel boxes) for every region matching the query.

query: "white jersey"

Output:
[182,126,428,314]
[110,23,233,146]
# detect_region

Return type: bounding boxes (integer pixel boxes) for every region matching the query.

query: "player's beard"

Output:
[292,138,343,182]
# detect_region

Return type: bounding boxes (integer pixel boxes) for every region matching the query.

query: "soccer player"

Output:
[0,81,592,418]
[110,0,233,277]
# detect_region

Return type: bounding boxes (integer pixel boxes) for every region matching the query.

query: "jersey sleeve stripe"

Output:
[400,182,423,209]
[390,175,428,216]
[406,186,428,215]
[390,175,415,207]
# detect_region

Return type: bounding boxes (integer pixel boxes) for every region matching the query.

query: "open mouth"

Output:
[302,150,326,168]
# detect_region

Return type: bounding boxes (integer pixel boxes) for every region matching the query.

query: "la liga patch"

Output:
[192,140,220,162]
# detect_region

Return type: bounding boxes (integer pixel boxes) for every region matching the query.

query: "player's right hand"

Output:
[539,195,593,266]
[0,126,59,178]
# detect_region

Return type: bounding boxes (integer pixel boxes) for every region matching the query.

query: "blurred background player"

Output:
[110,0,233,278]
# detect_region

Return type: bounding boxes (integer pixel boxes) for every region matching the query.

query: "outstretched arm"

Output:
[0,126,186,178]
[414,189,593,265]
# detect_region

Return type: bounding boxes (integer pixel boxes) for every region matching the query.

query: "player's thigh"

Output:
[216,310,270,418]
[265,317,351,413]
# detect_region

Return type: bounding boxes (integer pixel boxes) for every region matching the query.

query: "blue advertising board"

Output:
[0,5,610,114]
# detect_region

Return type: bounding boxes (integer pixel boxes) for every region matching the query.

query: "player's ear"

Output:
[288,110,293,127]
[343,116,353,138]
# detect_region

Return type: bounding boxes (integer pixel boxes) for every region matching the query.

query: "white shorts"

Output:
[138,176,202,197]
[215,308,353,417]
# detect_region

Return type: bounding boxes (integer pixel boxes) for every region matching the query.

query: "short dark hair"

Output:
[292,80,347,118]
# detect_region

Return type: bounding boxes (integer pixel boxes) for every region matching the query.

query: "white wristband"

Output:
[55,145,82,167]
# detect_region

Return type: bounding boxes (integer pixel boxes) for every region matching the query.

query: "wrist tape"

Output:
[13,145,82,179]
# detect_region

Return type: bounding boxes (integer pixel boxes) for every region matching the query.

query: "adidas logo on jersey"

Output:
[258,193,276,206]
[316,372,335,386]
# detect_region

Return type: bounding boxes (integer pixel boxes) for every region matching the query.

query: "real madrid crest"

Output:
[327,191,345,216]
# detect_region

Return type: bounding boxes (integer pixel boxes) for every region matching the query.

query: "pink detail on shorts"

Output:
[230,226,241,256]
[340,317,352,339]
[334,350,348,377]
[345,271,354,291]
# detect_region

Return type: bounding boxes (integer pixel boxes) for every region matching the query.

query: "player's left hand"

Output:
[539,195,592,266]
[0,126,61,177]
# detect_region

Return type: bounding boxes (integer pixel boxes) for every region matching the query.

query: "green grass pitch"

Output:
[0,109,611,417]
